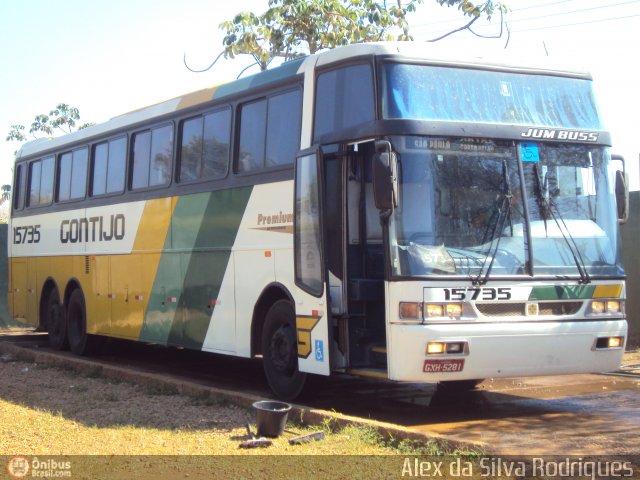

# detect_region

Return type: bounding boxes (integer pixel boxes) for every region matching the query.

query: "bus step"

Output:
[369,344,387,368]
[348,367,388,379]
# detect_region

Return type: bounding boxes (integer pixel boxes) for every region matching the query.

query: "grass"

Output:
[0,358,476,457]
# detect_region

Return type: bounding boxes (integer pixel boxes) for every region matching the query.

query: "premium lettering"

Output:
[257,212,293,226]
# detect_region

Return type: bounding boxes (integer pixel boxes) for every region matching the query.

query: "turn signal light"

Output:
[399,302,422,319]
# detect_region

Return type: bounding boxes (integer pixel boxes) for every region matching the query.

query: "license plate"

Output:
[423,359,465,373]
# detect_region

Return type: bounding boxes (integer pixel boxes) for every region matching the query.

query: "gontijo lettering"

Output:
[60,214,125,243]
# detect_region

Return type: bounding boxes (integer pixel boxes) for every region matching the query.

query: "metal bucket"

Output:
[253,400,292,438]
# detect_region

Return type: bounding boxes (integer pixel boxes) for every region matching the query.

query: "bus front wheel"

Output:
[67,289,102,356]
[261,299,307,400]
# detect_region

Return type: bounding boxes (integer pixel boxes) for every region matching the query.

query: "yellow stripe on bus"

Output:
[109,197,177,339]
[592,284,623,298]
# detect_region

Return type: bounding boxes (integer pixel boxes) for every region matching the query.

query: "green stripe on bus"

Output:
[166,186,253,349]
[139,193,211,344]
[529,285,596,301]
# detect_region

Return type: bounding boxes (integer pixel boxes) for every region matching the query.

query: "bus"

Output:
[8,43,629,400]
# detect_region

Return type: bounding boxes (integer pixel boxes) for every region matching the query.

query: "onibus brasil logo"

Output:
[7,456,72,478]
[6,456,30,479]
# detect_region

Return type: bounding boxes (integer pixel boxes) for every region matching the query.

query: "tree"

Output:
[6,103,94,143]
[216,0,508,71]
[0,184,10,204]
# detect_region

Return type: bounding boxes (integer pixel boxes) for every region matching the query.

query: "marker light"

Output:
[399,302,422,320]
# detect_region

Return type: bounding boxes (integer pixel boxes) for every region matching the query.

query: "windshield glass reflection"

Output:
[387,136,623,279]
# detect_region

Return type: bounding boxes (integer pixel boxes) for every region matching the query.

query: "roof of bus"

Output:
[15,42,592,161]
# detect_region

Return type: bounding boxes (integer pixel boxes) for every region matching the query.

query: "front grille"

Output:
[476,301,582,317]
[476,303,525,317]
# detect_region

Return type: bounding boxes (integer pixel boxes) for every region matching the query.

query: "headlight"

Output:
[425,304,444,318]
[446,304,463,318]
[590,300,623,315]
[606,300,621,313]
[590,300,605,315]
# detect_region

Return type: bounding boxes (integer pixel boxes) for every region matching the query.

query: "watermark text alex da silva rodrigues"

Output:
[7,456,72,478]
[401,457,635,478]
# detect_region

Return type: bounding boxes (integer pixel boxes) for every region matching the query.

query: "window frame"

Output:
[90,135,128,199]
[294,147,326,297]
[177,106,232,185]
[12,164,24,212]
[26,155,55,208]
[129,122,175,192]
[234,86,303,176]
[312,61,376,144]
[56,146,89,204]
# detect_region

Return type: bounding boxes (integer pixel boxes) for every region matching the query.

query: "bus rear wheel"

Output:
[67,289,102,356]
[45,288,68,351]
[261,300,307,400]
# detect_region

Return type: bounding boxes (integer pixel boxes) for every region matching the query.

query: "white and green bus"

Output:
[9,43,629,399]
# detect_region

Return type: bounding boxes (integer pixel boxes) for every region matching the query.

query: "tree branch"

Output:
[426,15,480,42]
[183,50,226,73]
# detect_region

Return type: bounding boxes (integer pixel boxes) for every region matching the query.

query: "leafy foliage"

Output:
[219,0,508,70]
[6,103,94,142]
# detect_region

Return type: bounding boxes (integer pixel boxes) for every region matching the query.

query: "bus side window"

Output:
[131,125,173,190]
[27,155,54,207]
[12,165,23,211]
[92,137,126,196]
[57,147,88,202]
[314,64,374,142]
[237,88,301,173]
[179,107,231,182]
[266,89,301,168]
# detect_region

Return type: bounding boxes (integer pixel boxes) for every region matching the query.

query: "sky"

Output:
[1,0,639,196]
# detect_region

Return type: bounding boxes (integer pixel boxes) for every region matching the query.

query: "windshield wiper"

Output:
[473,159,513,286]
[533,163,591,284]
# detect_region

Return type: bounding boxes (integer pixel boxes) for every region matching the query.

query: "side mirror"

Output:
[612,154,629,224]
[372,140,399,211]
[615,169,629,223]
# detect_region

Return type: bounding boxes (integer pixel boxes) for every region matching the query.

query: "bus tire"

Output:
[66,289,102,356]
[45,288,68,351]
[261,299,307,401]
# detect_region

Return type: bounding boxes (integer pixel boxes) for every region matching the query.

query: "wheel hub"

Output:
[270,325,296,375]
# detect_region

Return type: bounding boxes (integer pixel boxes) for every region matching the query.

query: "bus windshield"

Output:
[388,136,624,279]
[382,63,602,130]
